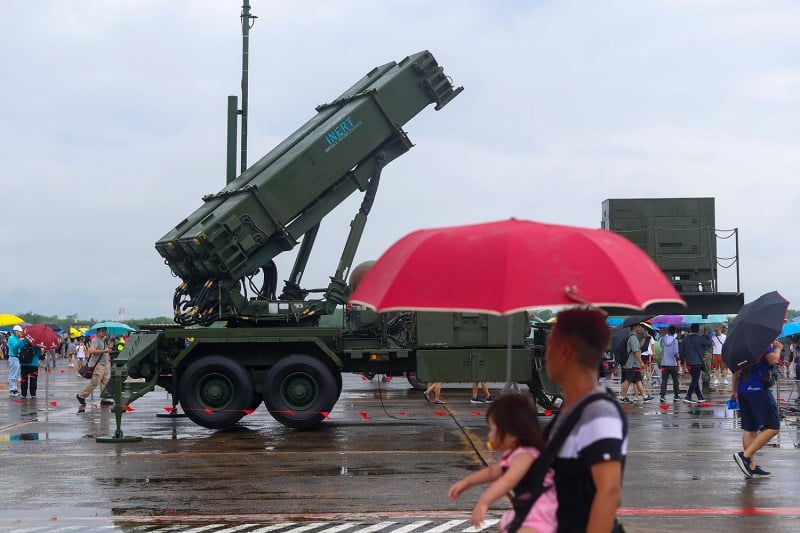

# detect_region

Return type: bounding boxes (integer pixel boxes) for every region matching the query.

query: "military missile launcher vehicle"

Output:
[106,51,557,441]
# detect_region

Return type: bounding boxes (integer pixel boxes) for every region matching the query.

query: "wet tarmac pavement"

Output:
[1,365,800,532]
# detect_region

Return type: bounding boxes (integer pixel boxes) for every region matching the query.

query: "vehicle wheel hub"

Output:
[198,375,231,408]
[282,373,317,409]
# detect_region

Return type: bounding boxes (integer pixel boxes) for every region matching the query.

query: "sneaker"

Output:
[76,394,86,406]
[9,390,19,397]
[673,396,680,402]
[751,465,770,476]
[470,396,482,404]
[68,363,76,368]
[21,394,27,399]
[682,397,697,404]
[484,396,494,403]
[643,395,654,403]
[100,400,114,406]
[659,396,667,403]
[697,397,707,403]
[620,397,633,404]
[734,452,753,478]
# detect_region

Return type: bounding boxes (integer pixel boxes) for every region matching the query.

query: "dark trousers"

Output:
[660,366,680,397]
[20,365,38,397]
[686,366,703,400]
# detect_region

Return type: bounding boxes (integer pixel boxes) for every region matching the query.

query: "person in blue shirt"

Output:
[731,341,781,478]
[6,325,24,396]
[18,340,42,398]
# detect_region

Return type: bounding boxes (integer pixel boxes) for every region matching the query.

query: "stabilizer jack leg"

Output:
[96,363,142,443]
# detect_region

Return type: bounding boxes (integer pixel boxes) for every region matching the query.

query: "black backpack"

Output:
[613,333,634,366]
[18,344,35,364]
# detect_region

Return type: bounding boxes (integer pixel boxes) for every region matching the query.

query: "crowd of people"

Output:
[618,323,733,403]
[615,322,799,403]
[2,326,123,406]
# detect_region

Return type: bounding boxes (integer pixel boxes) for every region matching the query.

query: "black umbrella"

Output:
[721,291,789,371]
[611,326,634,348]
[621,315,653,328]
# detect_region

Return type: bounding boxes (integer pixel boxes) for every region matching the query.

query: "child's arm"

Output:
[448,464,501,500]
[469,452,535,527]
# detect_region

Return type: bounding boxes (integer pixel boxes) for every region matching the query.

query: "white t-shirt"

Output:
[712,333,725,355]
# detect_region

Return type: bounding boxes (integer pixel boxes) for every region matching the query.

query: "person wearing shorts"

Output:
[619,324,653,403]
[76,340,87,368]
[711,327,728,385]
[731,342,781,478]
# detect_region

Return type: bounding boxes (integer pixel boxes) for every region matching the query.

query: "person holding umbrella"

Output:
[723,291,790,478]
[6,325,24,397]
[18,340,42,398]
[545,308,626,532]
[76,326,114,406]
[680,323,712,403]
[618,323,653,404]
[731,340,781,478]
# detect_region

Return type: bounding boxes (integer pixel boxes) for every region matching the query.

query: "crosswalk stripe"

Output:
[315,523,362,533]
[390,521,432,533]
[425,520,468,532]
[249,523,298,533]
[351,522,397,533]
[462,518,499,532]
[225,524,270,532]
[283,523,327,533]
[181,525,231,533]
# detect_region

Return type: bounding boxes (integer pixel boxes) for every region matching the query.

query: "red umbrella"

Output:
[23,324,60,350]
[350,219,685,314]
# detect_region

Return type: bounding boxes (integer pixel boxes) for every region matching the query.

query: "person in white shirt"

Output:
[711,326,728,386]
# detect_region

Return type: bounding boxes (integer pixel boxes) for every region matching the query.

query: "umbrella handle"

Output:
[564,285,590,306]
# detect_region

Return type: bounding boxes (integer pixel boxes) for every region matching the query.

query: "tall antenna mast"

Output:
[240,0,257,174]
[226,1,257,183]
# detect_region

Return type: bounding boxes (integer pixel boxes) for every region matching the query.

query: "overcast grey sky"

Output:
[1,0,798,320]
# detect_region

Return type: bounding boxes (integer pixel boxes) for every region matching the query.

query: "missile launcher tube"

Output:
[156,51,462,292]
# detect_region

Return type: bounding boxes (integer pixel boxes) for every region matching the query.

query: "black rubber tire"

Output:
[263,354,338,429]
[335,370,343,402]
[178,355,253,430]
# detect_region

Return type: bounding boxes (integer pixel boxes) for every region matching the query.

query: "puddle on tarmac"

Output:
[308,466,400,476]
[0,432,87,441]
[100,477,197,486]
[0,433,43,441]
